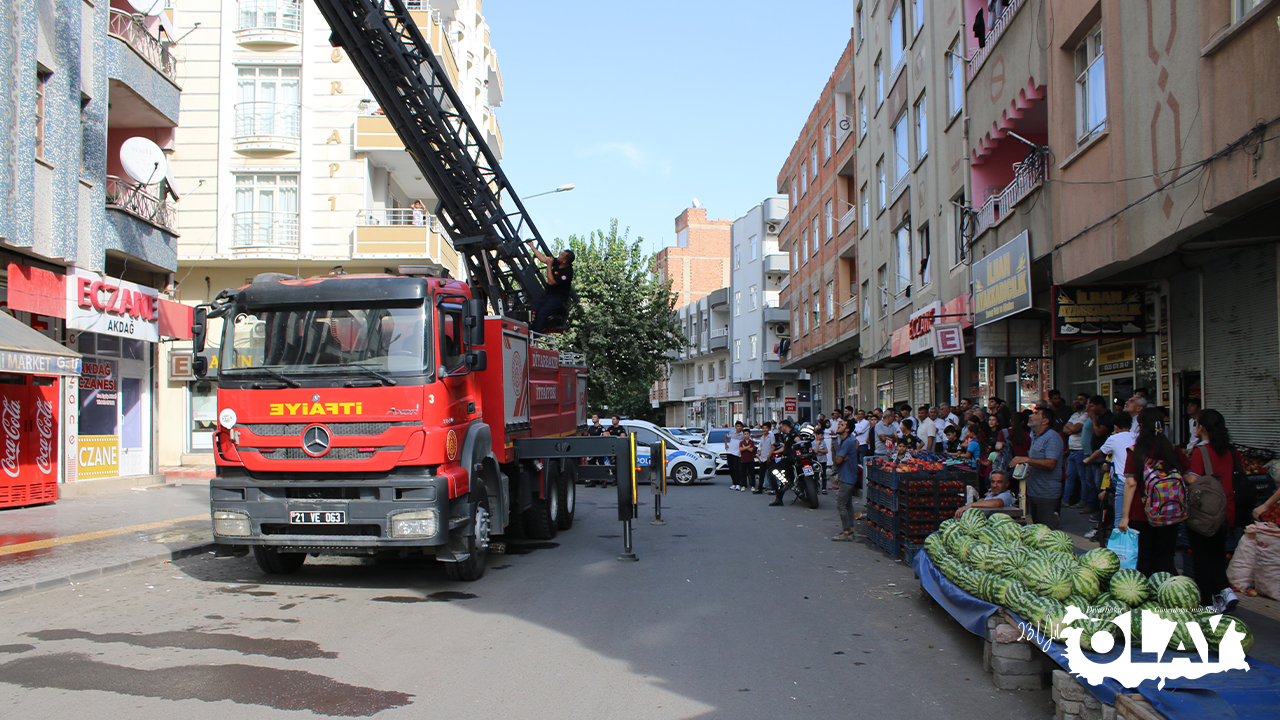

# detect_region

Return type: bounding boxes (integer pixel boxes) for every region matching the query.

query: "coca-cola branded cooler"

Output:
[0,375,60,507]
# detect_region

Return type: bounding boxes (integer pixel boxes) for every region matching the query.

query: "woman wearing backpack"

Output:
[1184,409,1239,611]
[1118,407,1185,576]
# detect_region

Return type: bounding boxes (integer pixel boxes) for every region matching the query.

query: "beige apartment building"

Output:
[156,0,505,465]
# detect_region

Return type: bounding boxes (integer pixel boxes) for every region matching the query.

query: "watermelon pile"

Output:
[923,511,1254,654]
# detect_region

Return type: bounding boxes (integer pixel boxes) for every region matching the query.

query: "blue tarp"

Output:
[912,550,1280,718]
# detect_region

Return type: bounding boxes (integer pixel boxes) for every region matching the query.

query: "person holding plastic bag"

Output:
[1117,407,1185,576]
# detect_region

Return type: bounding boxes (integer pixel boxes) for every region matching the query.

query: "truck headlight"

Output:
[212,510,251,537]
[389,509,438,538]
[696,451,714,460]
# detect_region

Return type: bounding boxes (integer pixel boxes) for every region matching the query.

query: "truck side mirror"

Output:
[193,355,209,378]
[464,349,487,372]
[464,298,485,346]
[192,306,208,353]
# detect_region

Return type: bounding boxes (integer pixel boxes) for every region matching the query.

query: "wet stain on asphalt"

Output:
[244,617,301,624]
[204,615,224,620]
[672,534,688,537]
[372,591,478,604]
[499,542,559,555]
[0,644,33,654]
[371,596,427,603]
[490,564,512,571]
[27,629,336,660]
[278,603,298,610]
[217,585,277,597]
[0,652,413,716]
[597,535,620,539]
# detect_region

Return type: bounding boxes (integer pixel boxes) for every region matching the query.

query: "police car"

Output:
[617,419,721,485]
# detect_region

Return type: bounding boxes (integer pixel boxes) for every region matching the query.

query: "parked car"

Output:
[705,428,732,473]
[618,420,721,485]
[663,427,705,446]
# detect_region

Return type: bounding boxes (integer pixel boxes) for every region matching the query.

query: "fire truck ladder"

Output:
[313,0,561,322]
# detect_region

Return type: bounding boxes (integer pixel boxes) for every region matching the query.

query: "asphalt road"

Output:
[0,483,1052,719]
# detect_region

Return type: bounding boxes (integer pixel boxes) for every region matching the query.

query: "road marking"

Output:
[0,515,208,557]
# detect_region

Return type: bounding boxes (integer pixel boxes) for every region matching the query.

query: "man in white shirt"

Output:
[917,405,938,453]
[1084,412,1134,533]
[1063,400,1089,509]
[853,410,872,466]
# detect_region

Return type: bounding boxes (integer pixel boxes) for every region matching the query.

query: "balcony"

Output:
[967,0,1027,82]
[486,51,504,106]
[354,208,453,266]
[235,0,302,46]
[708,287,729,309]
[486,112,503,158]
[232,211,300,258]
[233,102,301,154]
[763,253,789,277]
[105,176,177,234]
[840,298,858,320]
[838,206,857,235]
[683,387,696,397]
[974,146,1047,236]
[763,305,790,324]
[709,329,729,352]
[108,9,177,85]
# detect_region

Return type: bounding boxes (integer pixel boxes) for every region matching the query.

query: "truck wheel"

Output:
[253,546,306,574]
[671,462,696,486]
[445,503,490,582]
[557,461,576,531]
[523,467,560,540]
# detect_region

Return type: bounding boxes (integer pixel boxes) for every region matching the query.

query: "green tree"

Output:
[554,220,685,420]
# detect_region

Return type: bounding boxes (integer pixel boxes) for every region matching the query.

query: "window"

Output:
[912,0,923,36]
[825,199,834,239]
[810,142,818,176]
[734,338,741,361]
[953,189,968,263]
[892,112,910,185]
[802,229,809,261]
[812,216,820,253]
[801,164,808,195]
[856,3,864,44]
[914,93,927,159]
[875,55,884,106]
[719,359,726,378]
[750,234,758,260]
[812,290,821,327]
[802,301,810,334]
[35,70,51,159]
[791,177,798,204]
[749,285,758,311]
[792,246,798,273]
[1234,0,1263,23]
[438,303,465,370]
[236,66,301,138]
[889,1,905,69]
[823,122,832,158]
[876,158,886,210]
[735,244,741,269]
[877,265,888,316]
[707,364,714,382]
[860,182,870,231]
[826,281,836,320]
[948,39,963,119]
[233,174,300,249]
[697,366,704,383]
[1075,24,1107,143]
[749,334,758,360]
[858,92,868,141]
[862,280,871,327]
[894,221,912,295]
[734,290,741,316]
[918,222,932,286]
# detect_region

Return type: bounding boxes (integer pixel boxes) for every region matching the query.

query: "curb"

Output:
[0,542,219,603]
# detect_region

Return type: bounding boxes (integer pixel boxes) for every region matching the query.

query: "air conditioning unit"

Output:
[766,221,780,234]
[775,323,790,337]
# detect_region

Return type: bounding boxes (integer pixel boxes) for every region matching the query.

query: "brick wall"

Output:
[656,207,732,307]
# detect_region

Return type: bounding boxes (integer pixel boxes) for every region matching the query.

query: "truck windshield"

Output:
[220,302,430,380]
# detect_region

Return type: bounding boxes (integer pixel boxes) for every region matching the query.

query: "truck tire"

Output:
[523,466,559,540]
[253,546,306,574]
[556,461,577,530]
[671,462,697,486]
[445,502,490,582]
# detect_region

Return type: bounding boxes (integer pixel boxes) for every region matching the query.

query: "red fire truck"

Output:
[197,0,622,580]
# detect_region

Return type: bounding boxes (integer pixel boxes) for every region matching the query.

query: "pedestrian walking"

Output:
[1183,409,1239,611]
[1118,407,1184,577]
[832,420,863,540]
[1011,406,1064,528]
[726,421,746,491]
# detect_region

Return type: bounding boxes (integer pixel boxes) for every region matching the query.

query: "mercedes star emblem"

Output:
[312,394,321,402]
[302,425,332,457]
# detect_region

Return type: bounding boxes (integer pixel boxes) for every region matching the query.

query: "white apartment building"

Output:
[157,0,505,465]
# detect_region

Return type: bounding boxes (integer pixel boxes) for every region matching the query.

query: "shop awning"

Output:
[0,311,82,376]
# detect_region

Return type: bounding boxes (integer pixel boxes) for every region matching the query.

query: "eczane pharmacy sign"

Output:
[65,268,160,342]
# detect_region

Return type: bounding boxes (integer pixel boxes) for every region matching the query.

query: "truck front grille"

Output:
[243,422,409,436]
[253,447,379,460]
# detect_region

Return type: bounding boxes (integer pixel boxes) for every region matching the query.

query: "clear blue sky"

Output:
[482,1,854,256]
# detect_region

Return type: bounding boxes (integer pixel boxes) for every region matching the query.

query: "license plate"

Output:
[290,510,346,524]
[802,465,815,476]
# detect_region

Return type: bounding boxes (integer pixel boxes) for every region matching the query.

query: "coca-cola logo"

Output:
[35,399,54,475]
[1,397,20,479]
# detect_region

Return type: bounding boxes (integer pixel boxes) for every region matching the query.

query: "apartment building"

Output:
[158,0,504,464]
[1,0,188,498]
[962,0,1280,448]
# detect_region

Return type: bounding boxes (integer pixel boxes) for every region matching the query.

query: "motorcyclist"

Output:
[768,418,800,507]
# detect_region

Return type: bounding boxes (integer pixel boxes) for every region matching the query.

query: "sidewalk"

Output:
[0,484,215,601]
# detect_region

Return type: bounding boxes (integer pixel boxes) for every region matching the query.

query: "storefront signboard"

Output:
[0,350,81,376]
[169,350,195,381]
[933,324,965,356]
[65,267,160,342]
[1052,284,1147,339]
[1098,340,1135,375]
[975,319,1045,358]
[971,231,1032,327]
[785,397,797,414]
[77,435,119,479]
[908,302,940,354]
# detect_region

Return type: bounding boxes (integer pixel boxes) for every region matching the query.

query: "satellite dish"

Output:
[125,0,165,16]
[692,198,701,208]
[120,137,168,186]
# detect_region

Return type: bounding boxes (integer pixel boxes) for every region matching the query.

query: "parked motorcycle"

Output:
[766,432,821,509]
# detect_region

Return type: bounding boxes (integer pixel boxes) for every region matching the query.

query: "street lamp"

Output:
[521,183,575,200]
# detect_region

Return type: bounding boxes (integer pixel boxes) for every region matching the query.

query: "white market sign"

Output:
[65,268,160,342]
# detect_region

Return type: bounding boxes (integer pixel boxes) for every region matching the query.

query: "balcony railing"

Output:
[108,9,177,83]
[975,146,1047,235]
[237,0,301,31]
[967,0,1026,82]
[357,208,432,227]
[840,298,858,320]
[838,206,857,234]
[234,102,301,139]
[232,211,300,253]
[104,176,177,233]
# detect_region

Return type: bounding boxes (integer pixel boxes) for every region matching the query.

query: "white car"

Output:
[662,427,705,446]
[618,420,721,485]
